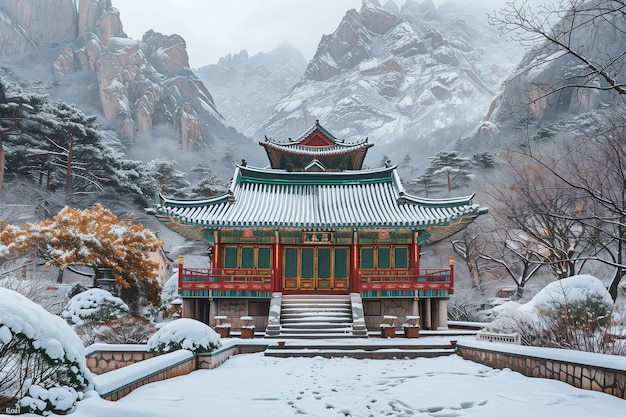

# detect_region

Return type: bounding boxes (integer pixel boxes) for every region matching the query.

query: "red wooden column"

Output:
[412,231,420,277]
[212,231,220,269]
[351,230,360,292]
[273,230,281,292]
[177,255,184,293]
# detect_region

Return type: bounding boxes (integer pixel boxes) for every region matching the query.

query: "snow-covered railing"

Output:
[475,331,521,345]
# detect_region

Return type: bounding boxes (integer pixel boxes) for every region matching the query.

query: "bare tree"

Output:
[450,229,489,296]
[490,150,595,279]
[490,0,626,97]
[519,114,626,301]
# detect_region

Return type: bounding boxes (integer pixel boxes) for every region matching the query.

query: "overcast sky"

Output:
[113,0,522,69]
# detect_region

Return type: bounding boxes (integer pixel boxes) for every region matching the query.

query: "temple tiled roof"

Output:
[154,164,487,243]
[261,139,372,157]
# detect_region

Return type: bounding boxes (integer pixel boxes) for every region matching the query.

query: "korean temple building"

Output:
[154,121,487,337]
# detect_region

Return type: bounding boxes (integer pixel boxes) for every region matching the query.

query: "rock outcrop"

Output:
[485,0,625,124]
[249,0,520,164]
[0,0,222,146]
[0,0,78,53]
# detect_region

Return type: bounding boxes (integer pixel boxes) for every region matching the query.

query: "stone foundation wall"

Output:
[458,343,626,399]
[86,349,155,375]
[214,299,269,330]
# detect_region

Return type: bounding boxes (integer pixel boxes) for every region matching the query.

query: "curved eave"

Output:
[260,140,373,155]
[159,192,230,208]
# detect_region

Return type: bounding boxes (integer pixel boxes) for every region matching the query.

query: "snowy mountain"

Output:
[0,0,263,176]
[195,43,307,137]
[246,0,523,167]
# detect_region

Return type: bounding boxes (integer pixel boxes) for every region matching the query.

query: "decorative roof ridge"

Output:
[261,138,371,148]
[158,192,230,208]
[236,163,397,179]
[262,120,369,147]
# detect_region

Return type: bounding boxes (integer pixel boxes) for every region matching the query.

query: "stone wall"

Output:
[457,342,626,399]
[86,349,155,375]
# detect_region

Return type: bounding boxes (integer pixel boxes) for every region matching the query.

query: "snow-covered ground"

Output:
[38,344,626,417]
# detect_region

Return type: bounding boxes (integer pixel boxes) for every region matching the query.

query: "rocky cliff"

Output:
[484,0,625,129]
[0,0,241,159]
[248,0,522,165]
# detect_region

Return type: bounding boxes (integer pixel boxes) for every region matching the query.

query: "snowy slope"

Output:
[249,0,523,166]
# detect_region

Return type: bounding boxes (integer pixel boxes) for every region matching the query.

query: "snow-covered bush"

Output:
[147,318,221,354]
[156,272,181,320]
[94,316,156,344]
[486,275,617,352]
[0,287,93,415]
[61,288,129,325]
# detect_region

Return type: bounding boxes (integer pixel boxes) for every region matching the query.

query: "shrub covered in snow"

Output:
[156,272,181,320]
[0,287,93,415]
[147,318,221,354]
[93,316,156,344]
[61,288,129,325]
[485,275,617,352]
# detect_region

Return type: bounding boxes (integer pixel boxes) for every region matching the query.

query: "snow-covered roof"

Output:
[155,164,487,243]
[261,137,372,157]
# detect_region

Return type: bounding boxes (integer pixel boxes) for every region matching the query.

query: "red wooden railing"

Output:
[178,265,454,293]
[178,267,274,292]
[358,268,453,292]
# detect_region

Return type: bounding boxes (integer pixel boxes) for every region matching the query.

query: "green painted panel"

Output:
[224,246,238,268]
[285,248,298,278]
[334,248,348,278]
[378,247,390,269]
[241,246,254,268]
[318,248,331,278]
[361,248,374,269]
[394,247,408,269]
[301,247,314,278]
[258,247,271,269]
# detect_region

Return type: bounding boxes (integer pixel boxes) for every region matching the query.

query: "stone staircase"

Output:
[265,293,368,338]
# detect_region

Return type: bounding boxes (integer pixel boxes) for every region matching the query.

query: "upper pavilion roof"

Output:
[260,120,373,171]
[154,164,488,244]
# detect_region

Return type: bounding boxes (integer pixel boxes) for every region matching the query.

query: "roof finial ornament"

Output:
[385,159,392,168]
[241,159,247,167]
[315,119,320,125]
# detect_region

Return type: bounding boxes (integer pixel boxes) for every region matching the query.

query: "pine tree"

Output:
[0,76,150,205]
[420,151,474,194]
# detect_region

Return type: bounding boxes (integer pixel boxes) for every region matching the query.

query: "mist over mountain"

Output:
[2,0,625,198]
[0,0,263,179]
[195,43,307,137]
[239,0,523,168]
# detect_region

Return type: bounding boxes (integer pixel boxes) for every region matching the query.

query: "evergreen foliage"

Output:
[0,76,160,206]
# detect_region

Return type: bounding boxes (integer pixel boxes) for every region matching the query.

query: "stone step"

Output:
[273,294,362,339]
[265,348,456,358]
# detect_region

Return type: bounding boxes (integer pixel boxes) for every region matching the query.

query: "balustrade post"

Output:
[177,255,184,293]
